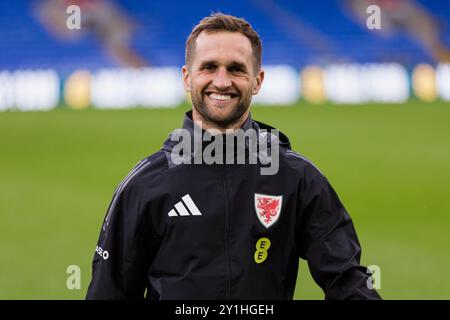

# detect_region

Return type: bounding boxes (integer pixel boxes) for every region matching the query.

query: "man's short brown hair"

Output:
[185,13,262,71]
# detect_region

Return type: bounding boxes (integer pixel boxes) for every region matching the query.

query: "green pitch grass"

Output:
[1,102,449,299]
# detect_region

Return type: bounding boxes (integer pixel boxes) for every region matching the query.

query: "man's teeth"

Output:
[209,93,232,101]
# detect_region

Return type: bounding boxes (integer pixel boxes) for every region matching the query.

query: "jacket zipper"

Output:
[221,165,232,298]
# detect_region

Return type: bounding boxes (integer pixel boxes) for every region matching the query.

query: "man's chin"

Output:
[202,102,237,116]
[199,110,243,128]
[192,99,249,128]
[206,114,238,127]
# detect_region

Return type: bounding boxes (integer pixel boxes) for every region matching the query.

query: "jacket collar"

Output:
[162,109,292,168]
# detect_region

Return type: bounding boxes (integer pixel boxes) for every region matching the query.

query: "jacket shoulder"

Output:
[112,150,168,195]
[280,147,326,179]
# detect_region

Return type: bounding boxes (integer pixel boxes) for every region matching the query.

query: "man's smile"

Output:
[204,91,239,105]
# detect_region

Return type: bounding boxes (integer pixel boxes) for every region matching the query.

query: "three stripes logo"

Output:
[168,194,202,217]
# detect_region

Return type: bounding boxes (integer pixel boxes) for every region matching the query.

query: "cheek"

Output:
[191,74,212,90]
[236,79,254,95]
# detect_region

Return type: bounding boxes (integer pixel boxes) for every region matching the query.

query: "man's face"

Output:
[182,31,264,129]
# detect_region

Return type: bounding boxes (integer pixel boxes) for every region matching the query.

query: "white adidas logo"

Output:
[168,194,202,217]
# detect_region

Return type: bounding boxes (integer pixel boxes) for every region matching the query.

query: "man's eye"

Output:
[203,65,216,71]
[229,66,243,73]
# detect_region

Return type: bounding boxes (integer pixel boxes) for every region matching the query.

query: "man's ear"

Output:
[182,65,191,92]
[252,69,264,95]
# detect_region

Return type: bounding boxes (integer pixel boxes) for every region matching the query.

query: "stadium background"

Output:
[1,0,449,299]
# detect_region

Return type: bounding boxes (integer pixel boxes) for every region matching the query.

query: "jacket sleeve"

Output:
[86,183,155,300]
[297,163,381,300]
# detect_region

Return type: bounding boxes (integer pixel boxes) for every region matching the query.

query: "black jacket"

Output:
[86,111,381,300]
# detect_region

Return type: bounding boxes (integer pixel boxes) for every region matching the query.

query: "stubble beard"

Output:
[191,89,252,129]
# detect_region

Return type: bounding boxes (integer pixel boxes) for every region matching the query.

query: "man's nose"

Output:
[212,68,232,90]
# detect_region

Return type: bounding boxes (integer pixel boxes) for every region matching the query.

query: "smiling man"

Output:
[86,13,381,300]
[183,20,263,131]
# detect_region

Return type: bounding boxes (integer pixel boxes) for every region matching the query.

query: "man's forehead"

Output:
[194,31,253,64]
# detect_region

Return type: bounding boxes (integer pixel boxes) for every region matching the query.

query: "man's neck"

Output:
[192,109,250,134]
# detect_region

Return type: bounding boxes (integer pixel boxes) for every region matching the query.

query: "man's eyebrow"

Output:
[198,60,218,67]
[198,60,248,70]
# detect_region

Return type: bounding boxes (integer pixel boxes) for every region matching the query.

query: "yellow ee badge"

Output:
[254,237,271,264]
